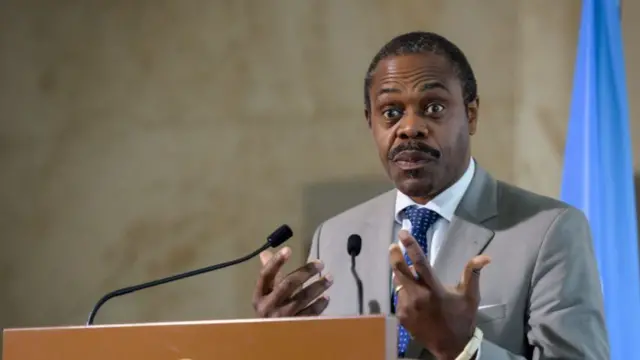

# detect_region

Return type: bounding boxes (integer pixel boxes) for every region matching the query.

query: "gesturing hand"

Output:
[390,230,491,359]
[252,247,333,318]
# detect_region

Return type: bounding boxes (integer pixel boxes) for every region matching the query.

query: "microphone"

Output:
[347,234,364,315]
[368,300,381,314]
[86,224,293,326]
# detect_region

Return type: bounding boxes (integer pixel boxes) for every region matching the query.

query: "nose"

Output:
[396,113,427,140]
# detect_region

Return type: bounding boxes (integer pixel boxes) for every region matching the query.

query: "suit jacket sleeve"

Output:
[479,207,609,360]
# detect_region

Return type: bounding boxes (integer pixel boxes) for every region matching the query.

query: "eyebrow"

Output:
[376,81,449,97]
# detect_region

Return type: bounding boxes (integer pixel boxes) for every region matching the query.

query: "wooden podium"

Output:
[3,315,398,360]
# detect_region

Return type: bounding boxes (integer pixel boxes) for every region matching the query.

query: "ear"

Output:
[466,96,479,135]
[364,108,372,128]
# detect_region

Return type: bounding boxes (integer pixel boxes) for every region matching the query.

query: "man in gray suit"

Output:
[252,31,609,359]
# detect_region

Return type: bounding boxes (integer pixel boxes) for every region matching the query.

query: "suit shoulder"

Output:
[496,180,587,226]
[318,189,396,230]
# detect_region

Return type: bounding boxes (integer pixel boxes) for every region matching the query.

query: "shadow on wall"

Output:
[301,178,393,258]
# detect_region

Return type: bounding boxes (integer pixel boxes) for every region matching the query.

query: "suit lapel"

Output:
[432,165,498,283]
[360,189,397,315]
[431,215,495,284]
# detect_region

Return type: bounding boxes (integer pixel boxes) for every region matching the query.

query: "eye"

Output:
[382,108,404,120]
[425,103,445,114]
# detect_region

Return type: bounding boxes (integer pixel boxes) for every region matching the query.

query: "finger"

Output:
[277,275,333,316]
[259,249,274,266]
[254,247,291,302]
[296,295,330,316]
[389,243,416,284]
[391,266,418,286]
[269,260,325,306]
[391,270,411,299]
[459,255,491,298]
[390,265,417,288]
[263,249,296,285]
[398,230,441,290]
[392,270,406,290]
[391,269,414,325]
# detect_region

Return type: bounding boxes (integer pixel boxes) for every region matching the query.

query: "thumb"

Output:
[459,255,491,298]
[259,249,275,266]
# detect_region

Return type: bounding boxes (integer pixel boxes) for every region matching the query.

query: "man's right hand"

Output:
[252,246,332,318]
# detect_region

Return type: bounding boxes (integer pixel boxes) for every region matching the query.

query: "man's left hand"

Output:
[390,229,491,360]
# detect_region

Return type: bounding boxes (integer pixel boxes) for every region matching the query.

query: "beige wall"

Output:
[0,0,638,332]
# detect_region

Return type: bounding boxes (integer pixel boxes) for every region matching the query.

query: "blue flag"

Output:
[560,0,640,358]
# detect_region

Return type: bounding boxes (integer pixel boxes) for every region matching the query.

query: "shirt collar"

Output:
[394,157,476,223]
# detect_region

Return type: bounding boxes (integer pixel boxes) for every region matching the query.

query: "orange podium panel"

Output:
[3,315,398,360]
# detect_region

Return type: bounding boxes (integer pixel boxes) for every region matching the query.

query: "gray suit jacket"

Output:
[307,165,609,359]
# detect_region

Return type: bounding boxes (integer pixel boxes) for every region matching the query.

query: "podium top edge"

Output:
[3,314,393,332]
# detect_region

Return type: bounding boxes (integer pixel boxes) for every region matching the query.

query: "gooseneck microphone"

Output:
[86,224,293,326]
[347,234,363,315]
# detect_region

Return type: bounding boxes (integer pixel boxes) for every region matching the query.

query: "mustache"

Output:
[387,141,441,160]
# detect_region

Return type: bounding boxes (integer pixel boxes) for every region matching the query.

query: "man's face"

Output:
[366,53,478,202]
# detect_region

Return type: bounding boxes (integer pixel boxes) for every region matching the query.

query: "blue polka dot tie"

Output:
[394,205,440,357]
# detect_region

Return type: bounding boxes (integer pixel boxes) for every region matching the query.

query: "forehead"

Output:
[369,53,458,94]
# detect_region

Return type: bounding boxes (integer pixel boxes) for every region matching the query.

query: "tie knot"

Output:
[404,205,440,230]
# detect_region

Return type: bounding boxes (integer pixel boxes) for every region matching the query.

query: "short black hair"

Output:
[364,31,478,112]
